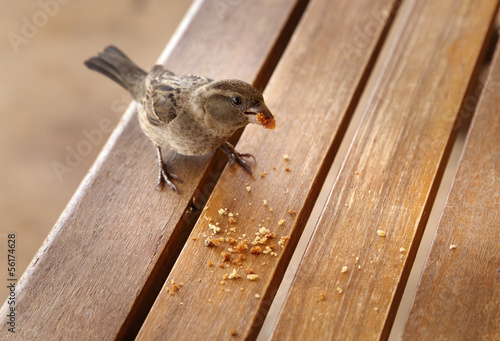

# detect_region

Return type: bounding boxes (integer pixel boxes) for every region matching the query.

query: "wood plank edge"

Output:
[381,5,500,338]
[244,1,407,338]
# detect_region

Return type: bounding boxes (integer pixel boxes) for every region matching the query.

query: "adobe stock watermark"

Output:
[212,0,242,20]
[51,118,114,183]
[7,0,72,54]
[340,3,400,59]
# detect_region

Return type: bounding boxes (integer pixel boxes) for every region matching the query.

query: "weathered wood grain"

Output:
[403,41,500,341]
[269,0,499,340]
[0,0,309,339]
[136,0,401,339]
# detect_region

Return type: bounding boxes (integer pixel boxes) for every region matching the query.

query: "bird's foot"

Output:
[156,146,182,193]
[219,142,255,175]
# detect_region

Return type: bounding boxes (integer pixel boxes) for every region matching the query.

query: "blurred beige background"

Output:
[0,0,192,302]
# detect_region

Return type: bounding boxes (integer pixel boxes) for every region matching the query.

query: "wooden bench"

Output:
[2,0,499,339]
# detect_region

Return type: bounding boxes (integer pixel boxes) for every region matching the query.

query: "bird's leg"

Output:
[155,146,182,193]
[219,141,255,175]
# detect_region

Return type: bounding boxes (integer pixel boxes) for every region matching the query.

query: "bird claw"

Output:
[156,146,182,193]
[220,142,255,175]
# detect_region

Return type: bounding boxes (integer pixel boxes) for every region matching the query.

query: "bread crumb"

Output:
[207,261,214,267]
[246,267,255,274]
[376,230,386,237]
[208,299,212,303]
[399,247,406,253]
[259,172,267,178]
[247,274,259,281]
[278,236,290,248]
[209,223,221,234]
[256,113,276,129]
[250,246,262,254]
[283,154,290,161]
[236,240,248,253]
[255,294,261,299]
[341,266,348,273]
[319,293,326,301]
[228,269,241,279]
[336,287,343,294]
[191,236,197,241]
[285,167,291,172]
[449,244,457,250]
[246,185,252,192]
[221,252,231,261]
[230,329,237,337]
[218,208,227,215]
[288,210,296,216]
[180,302,184,306]
[278,219,285,226]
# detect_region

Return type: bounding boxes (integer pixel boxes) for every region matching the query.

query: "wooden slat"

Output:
[403,42,500,341]
[0,0,309,339]
[136,0,401,340]
[269,0,499,340]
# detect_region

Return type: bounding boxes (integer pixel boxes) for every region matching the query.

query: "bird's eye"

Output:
[232,96,242,106]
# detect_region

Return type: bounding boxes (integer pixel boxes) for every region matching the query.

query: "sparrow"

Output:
[84,46,275,193]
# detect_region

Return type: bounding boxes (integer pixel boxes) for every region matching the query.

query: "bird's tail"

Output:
[84,45,147,101]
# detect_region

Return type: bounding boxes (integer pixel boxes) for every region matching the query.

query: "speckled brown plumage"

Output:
[85,46,274,192]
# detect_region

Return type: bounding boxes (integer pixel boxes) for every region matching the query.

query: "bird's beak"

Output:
[244,102,274,125]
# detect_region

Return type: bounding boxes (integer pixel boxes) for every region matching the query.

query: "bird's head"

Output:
[194,79,275,136]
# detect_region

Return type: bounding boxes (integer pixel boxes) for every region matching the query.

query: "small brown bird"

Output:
[85,46,275,193]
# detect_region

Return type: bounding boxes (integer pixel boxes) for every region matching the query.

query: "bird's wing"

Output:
[144,66,212,127]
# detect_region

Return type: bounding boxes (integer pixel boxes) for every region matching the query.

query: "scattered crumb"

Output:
[230,329,237,337]
[357,265,361,269]
[278,236,290,248]
[191,236,197,241]
[285,167,291,172]
[246,267,255,274]
[180,302,184,306]
[273,166,277,170]
[209,223,221,234]
[246,185,252,192]
[283,154,290,161]
[449,244,457,250]
[288,210,296,216]
[278,219,285,226]
[228,269,241,279]
[209,299,212,303]
[319,293,326,301]
[236,240,248,253]
[198,278,202,282]
[259,172,267,178]
[399,247,406,253]
[208,261,214,267]
[218,208,227,215]
[221,252,231,261]
[336,287,343,294]
[341,266,348,273]
[250,246,262,254]
[247,274,259,281]
[240,287,244,291]
[376,230,386,237]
